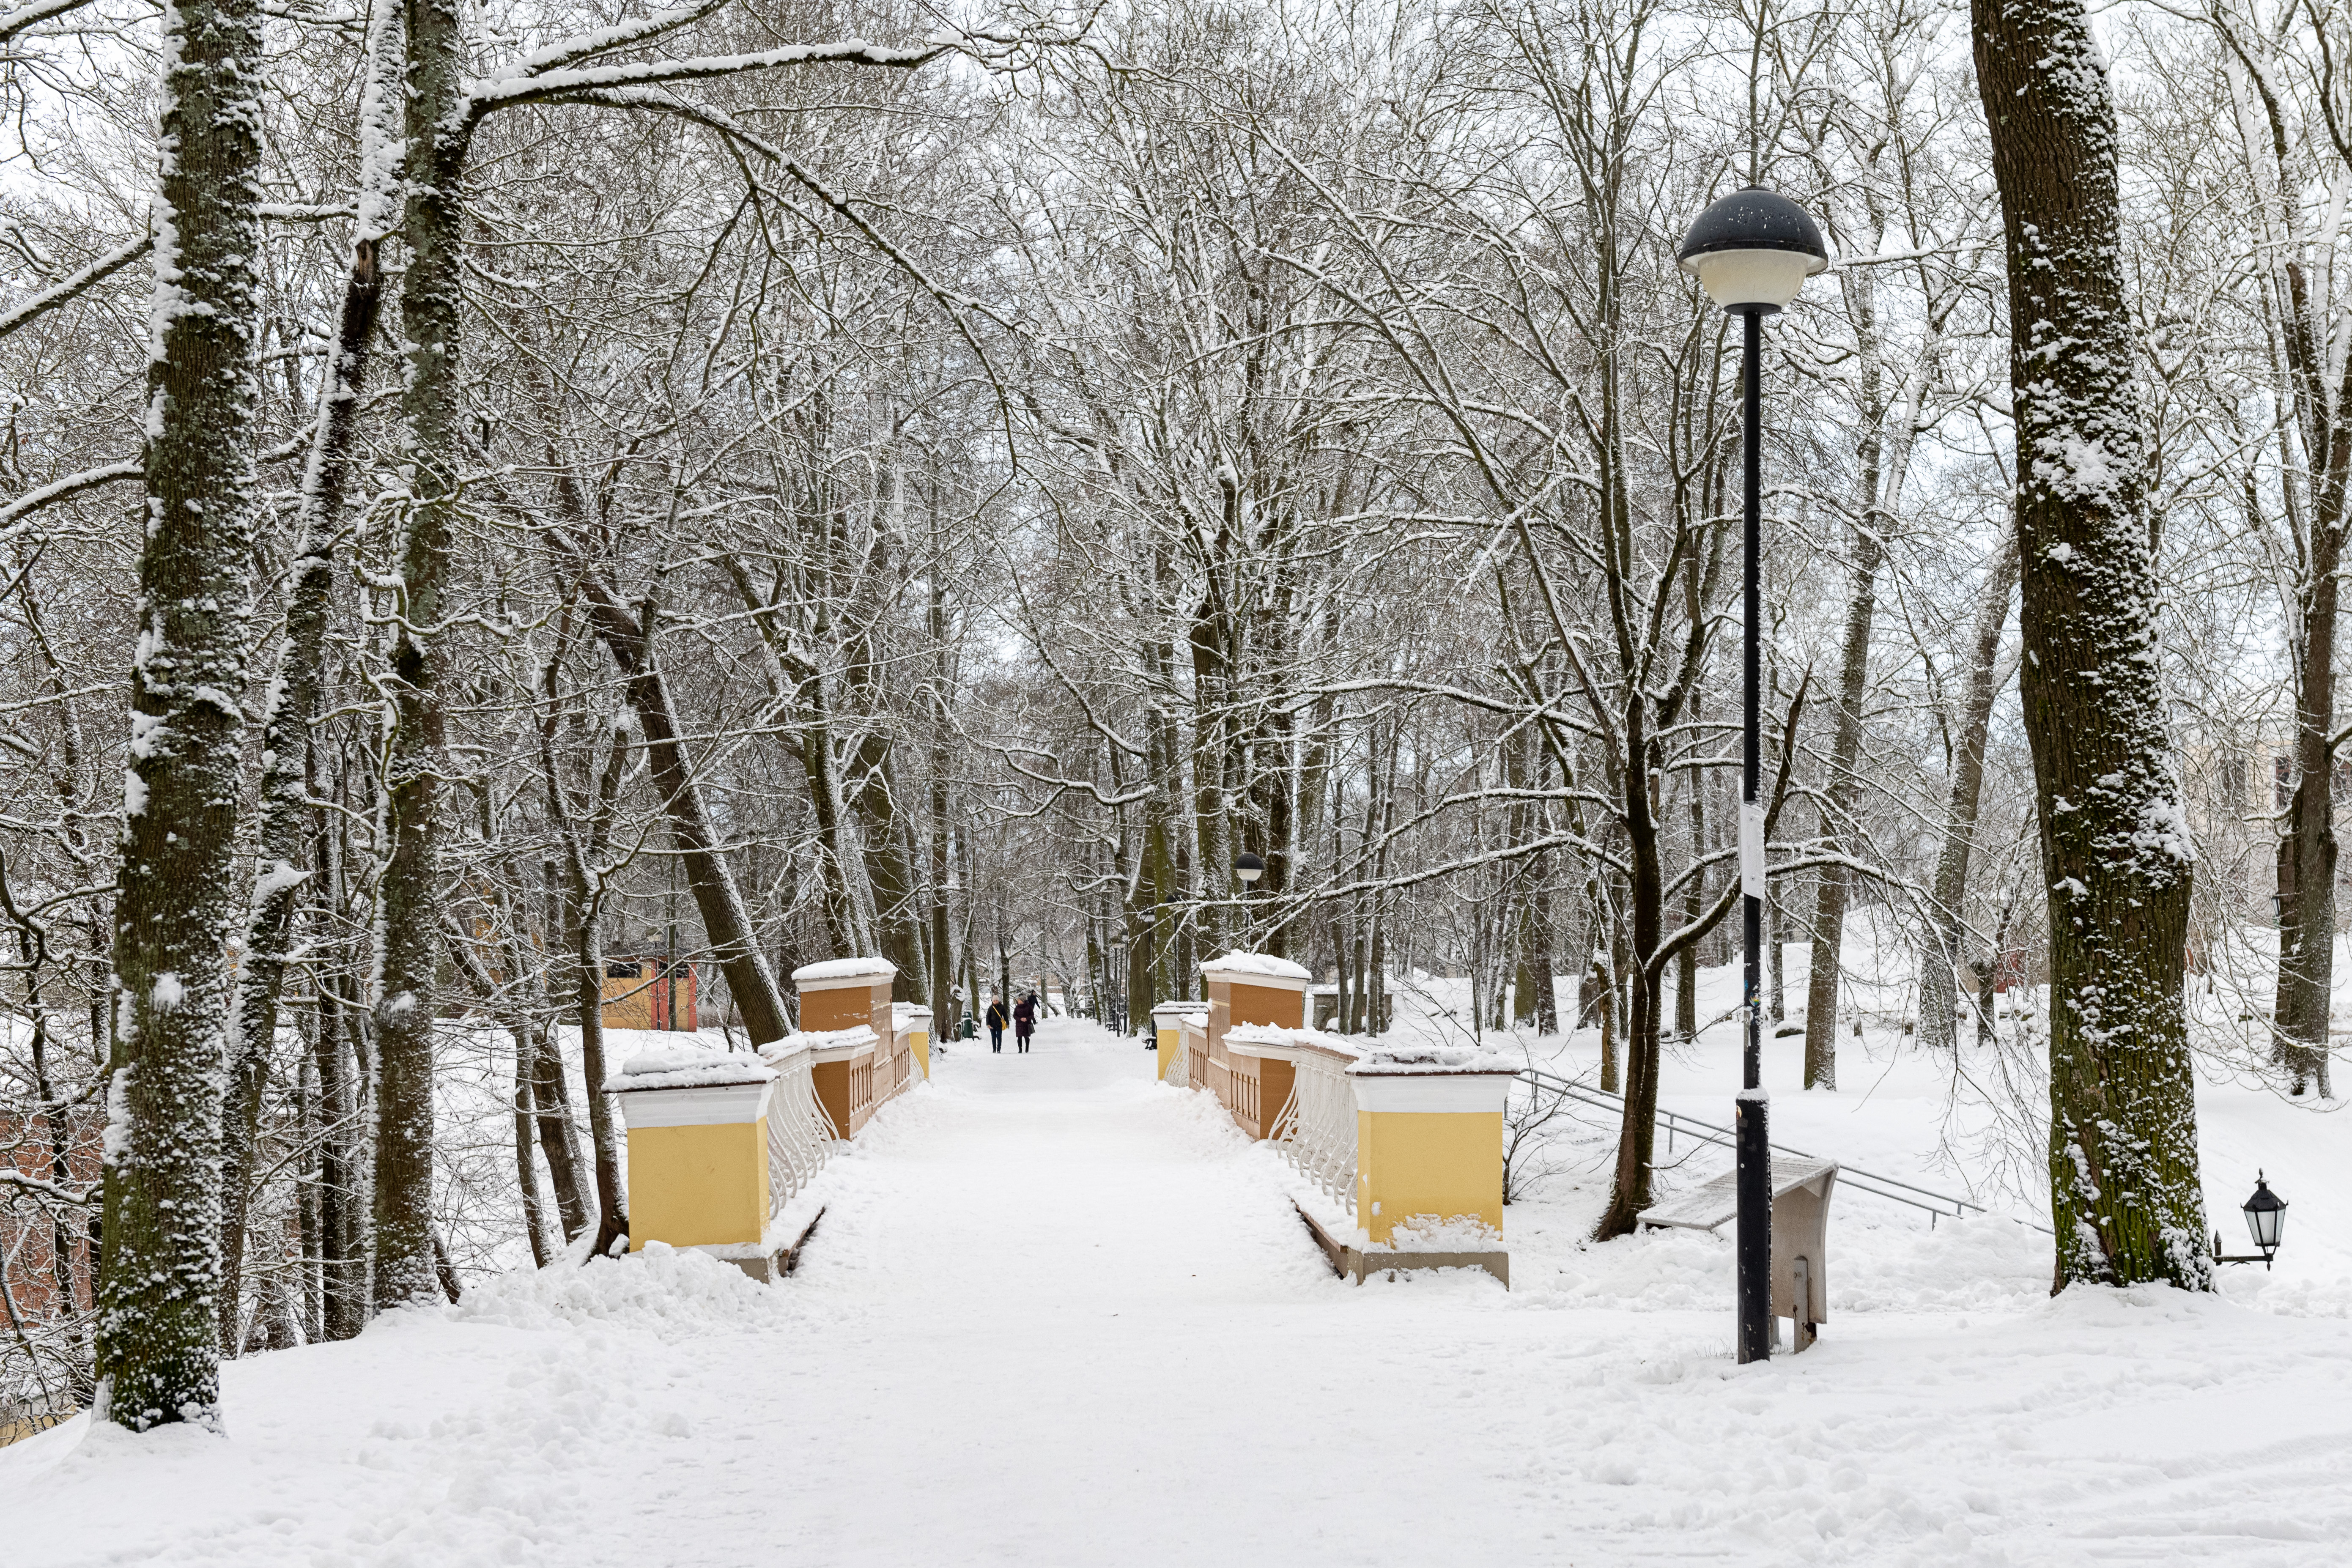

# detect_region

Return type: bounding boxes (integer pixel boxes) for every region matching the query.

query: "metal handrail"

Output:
[1516,1066,2053,1235]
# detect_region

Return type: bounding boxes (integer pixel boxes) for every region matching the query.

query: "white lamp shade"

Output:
[1686,247,1821,310]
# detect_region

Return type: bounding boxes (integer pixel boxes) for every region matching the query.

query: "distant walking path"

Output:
[8,1021,2350,1567]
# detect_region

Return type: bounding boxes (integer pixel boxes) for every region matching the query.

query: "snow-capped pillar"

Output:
[608,1054,779,1255]
[1200,953,1311,1138]
[1347,1050,1517,1259]
[1150,1000,1203,1081]
[795,958,899,1133]
[894,1003,932,1080]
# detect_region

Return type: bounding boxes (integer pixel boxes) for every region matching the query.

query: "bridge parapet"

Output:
[609,956,924,1279]
[1180,957,1515,1286]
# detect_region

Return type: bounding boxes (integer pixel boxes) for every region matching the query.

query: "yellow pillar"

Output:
[1350,1070,1514,1249]
[895,1003,932,1079]
[1150,1001,1204,1082]
[612,1071,775,1252]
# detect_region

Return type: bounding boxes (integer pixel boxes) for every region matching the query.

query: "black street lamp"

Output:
[2214,1172,2289,1269]
[1678,186,1828,1366]
[1234,852,1265,951]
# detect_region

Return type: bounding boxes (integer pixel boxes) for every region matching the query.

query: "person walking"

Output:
[1013,992,1037,1053]
[986,992,1010,1053]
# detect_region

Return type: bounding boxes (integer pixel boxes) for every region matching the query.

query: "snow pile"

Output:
[770,1025,877,1058]
[1352,1039,1520,1074]
[455,1243,788,1336]
[1379,1213,1504,1253]
[891,1002,931,1027]
[1224,1022,1366,1056]
[604,1045,773,1092]
[792,956,896,982]
[1198,950,1311,980]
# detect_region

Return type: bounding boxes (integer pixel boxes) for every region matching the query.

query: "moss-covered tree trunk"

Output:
[1974,0,2210,1290]
[371,0,472,1312]
[95,0,263,1430]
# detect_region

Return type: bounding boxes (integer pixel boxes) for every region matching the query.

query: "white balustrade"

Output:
[760,1043,833,1219]
[1272,1042,1360,1217]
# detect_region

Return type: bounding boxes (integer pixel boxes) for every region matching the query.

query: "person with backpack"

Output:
[985,993,1010,1053]
[1013,992,1038,1053]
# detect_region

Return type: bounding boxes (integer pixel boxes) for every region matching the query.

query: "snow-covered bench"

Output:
[1644,1157,1837,1351]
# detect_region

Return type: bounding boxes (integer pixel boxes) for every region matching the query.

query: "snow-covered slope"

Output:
[6,1018,2348,1565]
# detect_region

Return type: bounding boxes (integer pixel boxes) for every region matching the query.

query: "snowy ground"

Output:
[8,1016,2352,1565]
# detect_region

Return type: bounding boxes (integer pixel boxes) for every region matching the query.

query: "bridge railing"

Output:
[610,955,929,1279]
[1513,1064,2048,1233]
[1168,952,1514,1283]
[1238,1027,1360,1215]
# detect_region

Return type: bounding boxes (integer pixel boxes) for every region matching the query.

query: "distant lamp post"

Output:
[1678,185,1829,1366]
[2215,1172,2288,1269]
[1234,851,1265,951]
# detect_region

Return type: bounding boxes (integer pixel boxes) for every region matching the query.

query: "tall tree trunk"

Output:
[296,1049,321,1340]
[512,1028,552,1269]
[1595,707,1665,1239]
[556,541,792,1044]
[1918,535,2020,1053]
[2212,9,2352,1101]
[1589,950,1619,1092]
[94,0,263,1430]
[527,1021,590,1240]
[218,239,385,1356]
[844,481,920,987]
[371,0,475,1313]
[1975,0,2210,1289]
[1675,764,1702,1041]
[2275,533,2343,1102]
[313,836,363,1343]
[925,485,956,1035]
[544,713,633,1257]
[1802,527,1885,1090]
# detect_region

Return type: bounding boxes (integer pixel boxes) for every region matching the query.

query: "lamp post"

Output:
[2213,1172,2288,1269]
[1678,186,1829,1365]
[1234,852,1265,951]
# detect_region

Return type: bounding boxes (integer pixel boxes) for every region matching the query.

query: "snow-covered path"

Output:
[9,1020,2352,1565]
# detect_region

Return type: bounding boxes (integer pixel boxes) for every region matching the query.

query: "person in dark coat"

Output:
[986,993,1010,1053]
[1013,992,1037,1053]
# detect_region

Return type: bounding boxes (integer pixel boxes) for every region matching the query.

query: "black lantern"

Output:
[1234,852,1265,885]
[2243,1172,2287,1258]
[2212,1172,2289,1269]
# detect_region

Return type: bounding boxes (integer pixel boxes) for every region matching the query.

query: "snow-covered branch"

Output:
[0,231,149,342]
[463,39,946,120]
[0,460,141,543]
